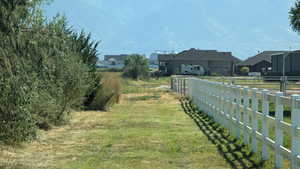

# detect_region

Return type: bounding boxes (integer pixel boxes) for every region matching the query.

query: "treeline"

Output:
[0,0,120,143]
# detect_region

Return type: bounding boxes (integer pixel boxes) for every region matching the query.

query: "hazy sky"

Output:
[44,0,300,59]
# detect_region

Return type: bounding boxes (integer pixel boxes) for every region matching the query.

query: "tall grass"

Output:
[88,73,121,111]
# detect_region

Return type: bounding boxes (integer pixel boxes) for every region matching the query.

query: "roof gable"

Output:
[159,48,241,62]
[237,51,288,66]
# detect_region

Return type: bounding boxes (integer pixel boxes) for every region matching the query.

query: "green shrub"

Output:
[240,66,250,75]
[0,51,37,143]
[98,67,123,72]
[211,72,222,76]
[123,54,149,80]
[88,73,121,111]
[0,1,99,142]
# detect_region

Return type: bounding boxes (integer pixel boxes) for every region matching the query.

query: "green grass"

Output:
[198,76,300,91]
[122,77,170,94]
[186,98,293,169]
[0,77,231,169]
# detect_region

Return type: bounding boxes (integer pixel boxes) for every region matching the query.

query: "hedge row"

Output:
[0,0,120,143]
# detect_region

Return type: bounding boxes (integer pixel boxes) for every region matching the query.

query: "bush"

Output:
[123,54,149,80]
[88,73,121,111]
[211,72,222,76]
[240,67,250,75]
[0,1,99,142]
[98,67,123,72]
[0,56,37,143]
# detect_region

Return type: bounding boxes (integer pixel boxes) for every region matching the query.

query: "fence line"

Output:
[171,76,300,169]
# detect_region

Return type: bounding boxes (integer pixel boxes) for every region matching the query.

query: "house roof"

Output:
[237,51,288,66]
[158,48,241,62]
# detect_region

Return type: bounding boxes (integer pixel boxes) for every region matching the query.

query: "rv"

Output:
[181,64,205,75]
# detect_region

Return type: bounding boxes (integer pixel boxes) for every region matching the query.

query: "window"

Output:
[160,62,166,66]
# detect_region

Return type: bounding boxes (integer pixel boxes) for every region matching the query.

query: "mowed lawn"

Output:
[0,79,230,169]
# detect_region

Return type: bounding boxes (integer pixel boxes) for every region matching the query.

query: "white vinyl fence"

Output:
[171,76,300,169]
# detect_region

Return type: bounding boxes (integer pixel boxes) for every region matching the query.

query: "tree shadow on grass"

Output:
[180,98,265,169]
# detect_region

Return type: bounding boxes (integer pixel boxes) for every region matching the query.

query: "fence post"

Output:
[221,84,226,126]
[217,83,222,124]
[262,89,270,160]
[213,82,217,119]
[171,77,174,91]
[229,85,235,137]
[236,86,242,138]
[177,78,180,93]
[243,87,250,145]
[205,81,209,115]
[207,82,211,116]
[291,94,300,169]
[211,82,216,121]
[207,82,212,116]
[175,78,178,92]
[215,84,220,123]
[202,81,207,114]
[180,78,182,94]
[224,84,230,129]
[210,82,214,118]
[179,78,182,95]
[251,88,258,153]
[275,92,284,168]
[183,78,185,95]
[181,78,184,95]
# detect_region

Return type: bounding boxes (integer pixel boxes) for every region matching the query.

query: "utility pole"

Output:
[280,52,288,95]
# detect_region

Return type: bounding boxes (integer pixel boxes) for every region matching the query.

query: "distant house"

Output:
[158,48,241,76]
[104,54,129,66]
[237,51,288,75]
[270,51,300,76]
[149,52,160,65]
[149,50,176,65]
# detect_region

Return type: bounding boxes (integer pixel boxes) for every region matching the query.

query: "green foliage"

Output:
[0,52,37,143]
[290,0,300,33]
[123,54,149,80]
[88,73,121,111]
[71,31,99,68]
[211,72,222,76]
[240,66,250,75]
[0,0,102,142]
[98,67,123,72]
[69,30,101,108]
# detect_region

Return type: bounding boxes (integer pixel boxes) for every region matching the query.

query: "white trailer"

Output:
[181,64,205,75]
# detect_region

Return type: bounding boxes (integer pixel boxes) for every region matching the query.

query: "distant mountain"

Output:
[44,0,300,59]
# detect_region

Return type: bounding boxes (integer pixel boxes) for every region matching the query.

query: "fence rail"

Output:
[171,76,300,169]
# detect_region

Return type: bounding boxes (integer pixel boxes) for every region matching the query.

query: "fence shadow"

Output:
[180,97,265,169]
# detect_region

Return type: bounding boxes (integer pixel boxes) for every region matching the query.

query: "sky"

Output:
[44,0,300,60]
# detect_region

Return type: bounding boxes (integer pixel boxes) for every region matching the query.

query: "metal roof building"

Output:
[237,51,288,74]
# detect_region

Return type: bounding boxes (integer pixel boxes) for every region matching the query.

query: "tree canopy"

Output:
[123,54,149,80]
[290,0,300,33]
[0,0,103,143]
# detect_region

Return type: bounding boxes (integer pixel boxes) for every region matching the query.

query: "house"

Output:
[270,51,300,76]
[236,51,288,76]
[149,50,176,65]
[104,54,129,66]
[149,50,175,65]
[158,48,241,76]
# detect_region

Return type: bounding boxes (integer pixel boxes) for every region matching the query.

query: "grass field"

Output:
[0,77,235,169]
